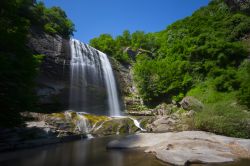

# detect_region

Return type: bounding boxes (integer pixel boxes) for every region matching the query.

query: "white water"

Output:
[99,51,121,116]
[74,113,93,139]
[76,113,89,134]
[69,39,121,116]
[128,117,146,131]
[113,116,146,131]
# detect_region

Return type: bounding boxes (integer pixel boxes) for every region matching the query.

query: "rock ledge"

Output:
[108,131,250,165]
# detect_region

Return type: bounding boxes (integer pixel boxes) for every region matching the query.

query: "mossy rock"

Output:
[92,117,139,136]
[84,114,110,125]
[180,96,204,112]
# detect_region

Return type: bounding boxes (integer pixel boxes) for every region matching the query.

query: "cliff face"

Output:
[109,57,144,112]
[27,28,71,111]
[27,29,139,113]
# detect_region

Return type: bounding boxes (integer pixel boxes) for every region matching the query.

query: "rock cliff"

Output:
[27,28,71,111]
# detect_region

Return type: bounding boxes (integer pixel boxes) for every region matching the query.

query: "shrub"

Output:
[237,60,250,107]
[194,102,250,138]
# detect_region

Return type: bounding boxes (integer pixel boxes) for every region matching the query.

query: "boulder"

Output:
[92,117,140,136]
[180,96,204,111]
[108,131,250,165]
[152,103,173,116]
[146,113,191,132]
[147,116,179,132]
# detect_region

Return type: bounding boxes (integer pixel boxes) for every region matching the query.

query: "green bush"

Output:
[187,79,250,138]
[237,60,250,107]
[23,1,75,38]
[194,102,250,138]
[213,68,240,92]
[44,23,57,34]
[133,56,192,102]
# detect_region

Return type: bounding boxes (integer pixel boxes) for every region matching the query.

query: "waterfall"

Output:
[76,113,89,134]
[69,39,121,116]
[98,51,121,116]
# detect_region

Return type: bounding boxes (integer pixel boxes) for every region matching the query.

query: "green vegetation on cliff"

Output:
[29,2,75,38]
[0,0,75,127]
[90,0,250,137]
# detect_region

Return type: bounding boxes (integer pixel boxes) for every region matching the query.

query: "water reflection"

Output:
[0,137,249,166]
[0,136,166,166]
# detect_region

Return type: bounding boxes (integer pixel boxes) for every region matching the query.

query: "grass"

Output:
[187,81,250,138]
[194,102,250,138]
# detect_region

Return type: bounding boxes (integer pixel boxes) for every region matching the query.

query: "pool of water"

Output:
[0,136,249,166]
[0,136,167,166]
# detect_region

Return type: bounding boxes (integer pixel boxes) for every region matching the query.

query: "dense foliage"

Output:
[90,31,157,64]
[90,0,250,106]
[30,2,75,38]
[90,0,250,137]
[134,1,250,104]
[0,0,74,127]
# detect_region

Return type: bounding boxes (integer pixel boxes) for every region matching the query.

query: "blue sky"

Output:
[42,0,210,43]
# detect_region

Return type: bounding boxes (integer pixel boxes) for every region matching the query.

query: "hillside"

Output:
[90,0,250,138]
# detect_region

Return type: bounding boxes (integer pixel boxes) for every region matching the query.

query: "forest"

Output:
[90,0,250,137]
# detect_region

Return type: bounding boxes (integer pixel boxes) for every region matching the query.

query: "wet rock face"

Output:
[109,58,134,97]
[27,28,71,111]
[109,58,144,112]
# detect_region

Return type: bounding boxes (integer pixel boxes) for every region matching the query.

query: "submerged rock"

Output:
[108,131,250,165]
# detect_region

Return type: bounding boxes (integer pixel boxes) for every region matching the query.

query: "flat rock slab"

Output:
[107,131,250,165]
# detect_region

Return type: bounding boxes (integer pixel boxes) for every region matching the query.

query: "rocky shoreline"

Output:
[0,97,202,153]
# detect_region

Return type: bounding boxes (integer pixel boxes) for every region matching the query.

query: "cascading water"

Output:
[128,117,146,131]
[76,113,89,134]
[98,51,121,116]
[69,39,121,116]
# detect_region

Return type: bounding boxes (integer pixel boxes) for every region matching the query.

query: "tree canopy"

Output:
[0,0,75,127]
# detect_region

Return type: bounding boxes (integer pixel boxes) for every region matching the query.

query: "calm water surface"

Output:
[0,136,249,166]
[0,136,167,166]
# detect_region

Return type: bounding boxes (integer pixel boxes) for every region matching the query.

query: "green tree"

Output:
[0,0,40,127]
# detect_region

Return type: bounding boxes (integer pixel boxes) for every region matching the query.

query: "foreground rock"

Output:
[0,111,147,152]
[108,131,250,165]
